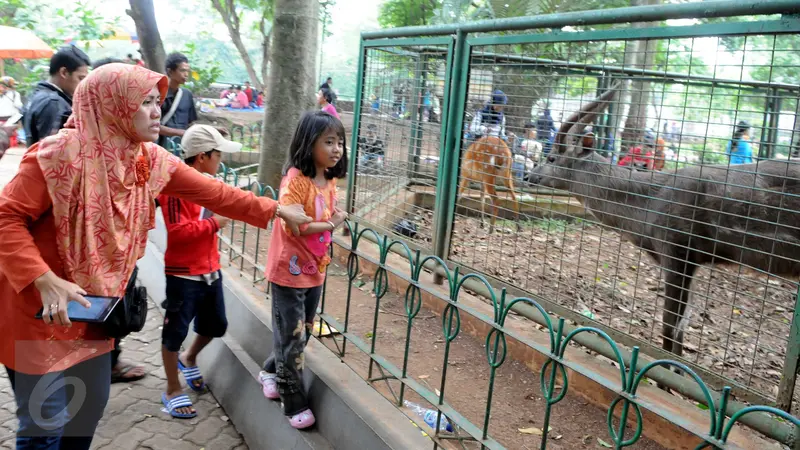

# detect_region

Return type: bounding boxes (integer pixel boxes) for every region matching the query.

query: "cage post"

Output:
[776,286,800,413]
[758,89,775,159]
[345,39,367,236]
[406,54,426,179]
[766,88,781,158]
[596,73,612,156]
[432,30,467,285]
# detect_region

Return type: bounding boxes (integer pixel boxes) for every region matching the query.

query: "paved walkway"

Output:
[0,147,248,450]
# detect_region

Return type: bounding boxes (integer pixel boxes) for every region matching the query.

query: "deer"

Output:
[530,84,800,365]
[457,135,522,234]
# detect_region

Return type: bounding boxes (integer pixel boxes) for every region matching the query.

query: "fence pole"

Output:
[345,39,367,233]
[407,54,426,179]
[767,88,781,158]
[432,30,467,284]
[776,286,800,413]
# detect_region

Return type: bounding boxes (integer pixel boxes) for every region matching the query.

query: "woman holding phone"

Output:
[0,63,311,449]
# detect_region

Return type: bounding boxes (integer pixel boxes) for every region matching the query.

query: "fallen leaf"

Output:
[518,427,545,435]
[144,414,153,418]
[554,435,562,440]
[583,435,593,445]
[598,438,613,448]
[418,375,430,380]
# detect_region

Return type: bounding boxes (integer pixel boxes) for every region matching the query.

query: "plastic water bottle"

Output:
[403,400,454,432]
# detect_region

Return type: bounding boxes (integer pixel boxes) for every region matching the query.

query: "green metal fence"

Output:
[205,1,800,448]
[340,0,800,447]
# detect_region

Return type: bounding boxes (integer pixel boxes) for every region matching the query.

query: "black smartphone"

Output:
[35,296,121,323]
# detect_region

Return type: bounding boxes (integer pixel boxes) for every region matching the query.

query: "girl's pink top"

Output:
[322,103,339,119]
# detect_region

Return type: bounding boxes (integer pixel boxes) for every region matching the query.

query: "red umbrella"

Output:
[0,26,54,75]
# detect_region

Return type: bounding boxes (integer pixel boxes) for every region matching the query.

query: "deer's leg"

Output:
[661,262,697,358]
[504,170,522,231]
[485,182,499,234]
[479,186,486,230]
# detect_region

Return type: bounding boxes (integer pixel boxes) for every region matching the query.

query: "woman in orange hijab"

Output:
[0,63,310,449]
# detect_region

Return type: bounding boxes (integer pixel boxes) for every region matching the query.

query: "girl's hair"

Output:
[285,111,348,180]
[319,87,334,104]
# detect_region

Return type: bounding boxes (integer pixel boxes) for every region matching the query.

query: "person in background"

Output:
[357,123,385,171]
[220,84,233,100]
[230,86,250,109]
[158,52,198,147]
[318,87,339,119]
[726,120,755,165]
[0,77,23,147]
[135,49,146,67]
[23,46,90,146]
[0,76,23,120]
[259,111,349,430]
[256,91,264,107]
[469,89,508,141]
[536,108,557,154]
[319,76,332,91]
[0,63,312,450]
[91,57,150,384]
[243,81,255,106]
[319,77,336,105]
[157,125,243,418]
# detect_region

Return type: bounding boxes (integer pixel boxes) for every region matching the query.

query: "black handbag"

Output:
[105,266,149,339]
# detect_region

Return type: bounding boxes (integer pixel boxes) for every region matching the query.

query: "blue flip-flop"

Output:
[177,359,206,392]
[161,392,197,419]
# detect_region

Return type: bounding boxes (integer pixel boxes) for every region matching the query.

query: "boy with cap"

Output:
[157,124,242,418]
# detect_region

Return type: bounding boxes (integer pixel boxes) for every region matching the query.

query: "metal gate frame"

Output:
[344,1,800,446]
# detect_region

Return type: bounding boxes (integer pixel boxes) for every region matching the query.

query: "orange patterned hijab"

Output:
[37,63,180,296]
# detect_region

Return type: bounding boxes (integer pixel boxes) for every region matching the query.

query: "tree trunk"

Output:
[127,0,166,74]
[211,0,263,90]
[618,0,660,153]
[257,0,318,188]
[259,20,271,93]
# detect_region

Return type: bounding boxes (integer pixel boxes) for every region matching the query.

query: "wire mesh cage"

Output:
[349,41,452,250]
[449,29,800,406]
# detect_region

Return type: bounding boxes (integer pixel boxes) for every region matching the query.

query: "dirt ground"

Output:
[387,203,796,408]
[216,223,667,449]
[318,264,668,450]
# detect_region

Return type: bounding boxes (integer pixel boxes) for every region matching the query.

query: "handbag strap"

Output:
[160,88,184,125]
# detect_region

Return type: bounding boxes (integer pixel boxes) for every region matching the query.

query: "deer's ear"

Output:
[580,133,595,154]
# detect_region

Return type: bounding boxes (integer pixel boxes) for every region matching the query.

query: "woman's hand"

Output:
[278,204,311,236]
[33,271,90,327]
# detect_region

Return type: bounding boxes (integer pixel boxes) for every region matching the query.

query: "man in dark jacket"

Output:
[23,46,90,146]
[158,52,198,148]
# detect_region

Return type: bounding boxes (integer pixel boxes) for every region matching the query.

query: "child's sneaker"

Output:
[288,409,315,429]
[259,371,279,400]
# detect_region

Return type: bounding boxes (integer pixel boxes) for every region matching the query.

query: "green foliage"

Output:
[378,0,438,28]
[320,0,335,38]
[181,42,223,93]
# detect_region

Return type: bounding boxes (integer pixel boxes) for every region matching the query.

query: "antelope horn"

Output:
[568,84,621,137]
[555,82,623,152]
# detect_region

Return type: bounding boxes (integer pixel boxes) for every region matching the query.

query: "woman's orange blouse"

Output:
[0,148,277,374]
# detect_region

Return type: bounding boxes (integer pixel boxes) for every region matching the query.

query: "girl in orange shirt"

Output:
[259,111,348,429]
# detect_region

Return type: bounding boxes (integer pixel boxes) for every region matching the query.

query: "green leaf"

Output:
[597,438,613,448]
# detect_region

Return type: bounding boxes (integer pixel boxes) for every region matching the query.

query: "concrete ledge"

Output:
[140,221,431,450]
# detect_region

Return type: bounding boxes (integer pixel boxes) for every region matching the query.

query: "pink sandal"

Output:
[289,409,316,429]
[258,371,280,400]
